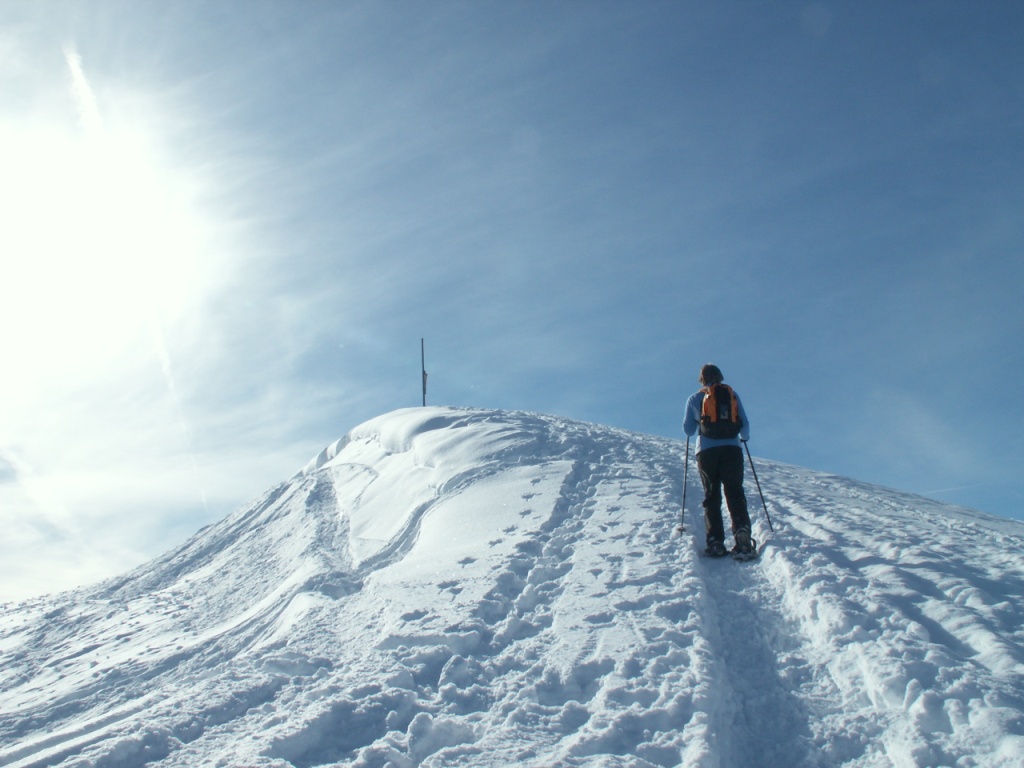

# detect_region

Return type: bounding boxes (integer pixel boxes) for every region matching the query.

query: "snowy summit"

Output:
[1,407,1023,767]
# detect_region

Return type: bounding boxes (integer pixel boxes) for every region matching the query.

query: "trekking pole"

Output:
[743,441,774,532]
[677,436,689,534]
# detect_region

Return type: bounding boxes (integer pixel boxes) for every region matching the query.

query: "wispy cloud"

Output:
[2,1,1023,600]
[63,44,103,135]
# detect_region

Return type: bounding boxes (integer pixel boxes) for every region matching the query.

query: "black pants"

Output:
[697,445,751,544]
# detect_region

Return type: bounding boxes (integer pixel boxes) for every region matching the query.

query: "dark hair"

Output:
[700,364,723,386]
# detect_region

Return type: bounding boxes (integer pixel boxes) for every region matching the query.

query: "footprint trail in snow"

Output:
[1,407,1022,767]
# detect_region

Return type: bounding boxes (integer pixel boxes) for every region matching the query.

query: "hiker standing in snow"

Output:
[682,364,756,558]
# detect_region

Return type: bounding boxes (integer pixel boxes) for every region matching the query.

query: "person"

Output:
[682,364,755,558]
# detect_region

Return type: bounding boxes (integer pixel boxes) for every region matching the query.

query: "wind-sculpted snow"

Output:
[1,407,1023,767]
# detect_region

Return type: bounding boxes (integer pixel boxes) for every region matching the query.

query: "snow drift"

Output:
[1,407,1023,767]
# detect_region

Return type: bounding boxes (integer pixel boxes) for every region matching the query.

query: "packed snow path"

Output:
[1,407,1022,767]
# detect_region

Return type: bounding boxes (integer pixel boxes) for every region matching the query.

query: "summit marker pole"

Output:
[421,338,427,407]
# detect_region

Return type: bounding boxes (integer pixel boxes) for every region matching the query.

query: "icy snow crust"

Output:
[1,407,1023,767]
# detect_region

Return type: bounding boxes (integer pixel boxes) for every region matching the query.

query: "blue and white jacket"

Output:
[682,387,750,453]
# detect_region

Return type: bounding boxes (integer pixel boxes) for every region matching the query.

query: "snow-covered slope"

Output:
[1,407,1022,768]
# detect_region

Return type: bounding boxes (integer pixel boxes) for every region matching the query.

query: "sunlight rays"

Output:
[0,43,224,582]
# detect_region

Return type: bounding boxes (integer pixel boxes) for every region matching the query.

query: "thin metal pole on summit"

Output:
[677,435,689,534]
[421,338,427,407]
[744,441,774,532]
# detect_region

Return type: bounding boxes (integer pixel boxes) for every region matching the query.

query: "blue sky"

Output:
[1,1,1022,599]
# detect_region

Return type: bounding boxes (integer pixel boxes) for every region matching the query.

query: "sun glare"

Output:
[0,54,209,396]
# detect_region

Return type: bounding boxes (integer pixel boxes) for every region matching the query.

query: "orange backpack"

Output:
[700,384,742,439]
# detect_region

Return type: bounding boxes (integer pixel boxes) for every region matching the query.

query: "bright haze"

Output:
[1,2,1022,600]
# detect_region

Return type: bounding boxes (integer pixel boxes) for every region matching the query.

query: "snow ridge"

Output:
[1,406,1022,767]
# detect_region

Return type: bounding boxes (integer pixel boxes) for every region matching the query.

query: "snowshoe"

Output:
[731,529,759,561]
[704,540,729,558]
